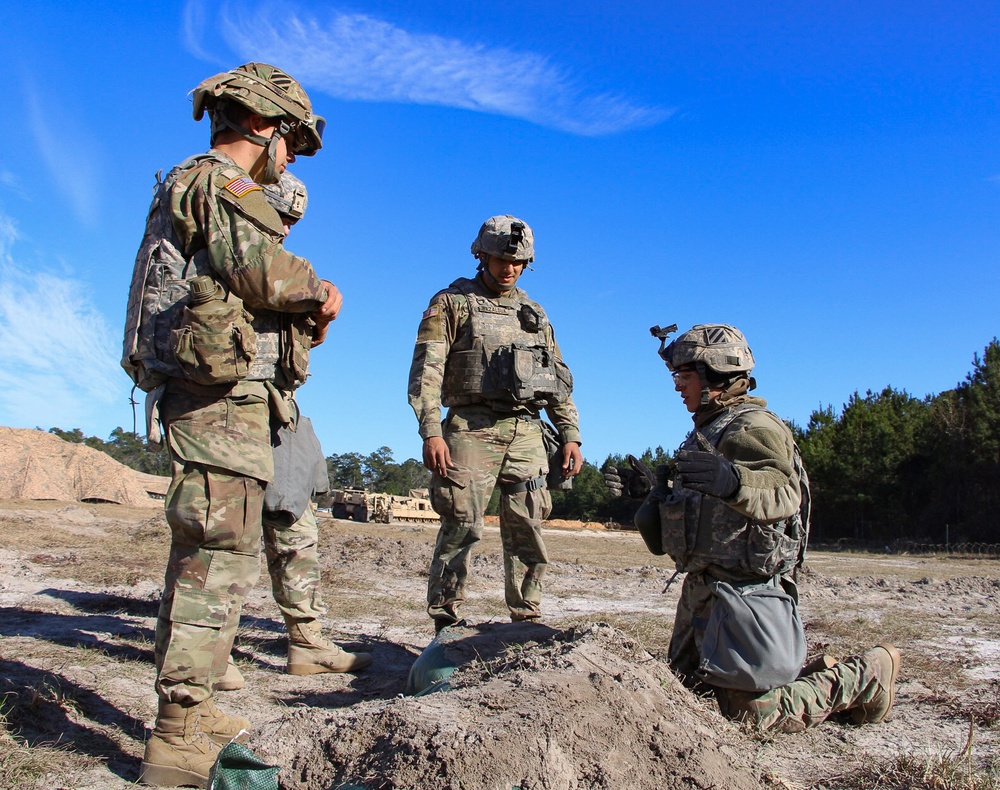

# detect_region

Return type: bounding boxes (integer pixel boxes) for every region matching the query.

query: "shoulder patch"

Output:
[422,306,440,320]
[224,176,262,198]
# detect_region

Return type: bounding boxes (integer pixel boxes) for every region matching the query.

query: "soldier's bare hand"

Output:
[423,437,452,477]
[315,280,342,322]
[311,321,330,348]
[561,442,583,478]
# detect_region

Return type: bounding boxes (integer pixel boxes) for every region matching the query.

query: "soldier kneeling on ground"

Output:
[605,323,900,733]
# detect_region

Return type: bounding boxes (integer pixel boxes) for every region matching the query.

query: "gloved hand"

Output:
[675,434,740,499]
[603,456,657,499]
[603,467,627,498]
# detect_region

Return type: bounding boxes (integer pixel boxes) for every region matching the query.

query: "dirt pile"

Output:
[0,427,167,508]
[257,622,767,790]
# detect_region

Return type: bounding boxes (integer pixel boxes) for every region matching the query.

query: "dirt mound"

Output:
[0,427,167,508]
[482,515,607,531]
[545,518,606,531]
[257,622,767,790]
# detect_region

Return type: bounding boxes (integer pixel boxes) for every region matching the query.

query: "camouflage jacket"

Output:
[408,274,581,444]
[660,398,804,579]
[122,150,326,392]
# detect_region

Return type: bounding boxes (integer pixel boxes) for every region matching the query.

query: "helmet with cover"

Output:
[191,62,325,184]
[192,62,325,154]
[661,324,755,378]
[262,171,308,222]
[470,214,535,263]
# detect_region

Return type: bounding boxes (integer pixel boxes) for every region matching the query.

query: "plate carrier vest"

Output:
[441,278,572,410]
[661,403,811,580]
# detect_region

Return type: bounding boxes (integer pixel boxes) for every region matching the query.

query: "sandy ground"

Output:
[0,498,998,789]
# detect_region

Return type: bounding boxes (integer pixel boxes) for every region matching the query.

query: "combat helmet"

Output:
[660,324,755,376]
[263,171,308,222]
[471,215,535,263]
[191,62,326,183]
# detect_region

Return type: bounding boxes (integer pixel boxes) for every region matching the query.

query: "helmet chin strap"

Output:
[218,115,289,185]
[249,126,284,185]
[476,258,516,294]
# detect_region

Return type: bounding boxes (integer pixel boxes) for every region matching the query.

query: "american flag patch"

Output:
[422,306,439,320]
[224,176,262,197]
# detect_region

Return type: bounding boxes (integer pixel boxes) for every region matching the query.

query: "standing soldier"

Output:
[121,63,356,788]
[212,172,372,695]
[606,323,900,733]
[408,215,583,630]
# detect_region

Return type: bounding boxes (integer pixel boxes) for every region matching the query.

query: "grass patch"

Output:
[805,609,970,690]
[0,686,90,790]
[0,735,76,789]
[816,724,1000,789]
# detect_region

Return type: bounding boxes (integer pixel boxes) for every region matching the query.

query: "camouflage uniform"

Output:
[409,274,581,623]
[262,504,326,622]
[148,151,327,706]
[642,388,896,731]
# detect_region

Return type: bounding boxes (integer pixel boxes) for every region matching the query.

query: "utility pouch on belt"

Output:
[511,346,537,400]
[170,276,256,386]
[281,314,315,387]
[541,421,572,491]
[698,577,806,691]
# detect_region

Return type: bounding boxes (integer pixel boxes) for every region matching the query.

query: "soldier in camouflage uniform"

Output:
[606,324,901,733]
[121,63,362,788]
[408,215,583,630]
[213,172,372,694]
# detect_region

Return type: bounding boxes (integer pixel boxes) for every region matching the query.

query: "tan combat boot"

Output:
[197,698,251,745]
[286,620,373,675]
[213,655,245,692]
[851,644,901,724]
[799,654,838,676]
[139,701,220,789]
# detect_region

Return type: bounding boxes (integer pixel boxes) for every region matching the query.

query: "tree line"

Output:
[47,339,1000,544]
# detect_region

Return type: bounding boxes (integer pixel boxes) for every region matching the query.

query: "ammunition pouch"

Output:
[282,315,314,387]
[170,291,256,386]
[659,494,696,570]
[443,343,572,408]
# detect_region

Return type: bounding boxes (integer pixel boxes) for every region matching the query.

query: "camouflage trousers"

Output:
[154,384,271,706]
[427,406,552,623]
[669,570,884,732]
[715,653,884,732]
[262,504,327,624]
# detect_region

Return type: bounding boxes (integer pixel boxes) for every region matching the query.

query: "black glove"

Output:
[603,467,627,498]
[675,434,740,499]
[603,456,657,499]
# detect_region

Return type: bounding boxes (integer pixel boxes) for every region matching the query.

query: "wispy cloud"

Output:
[183,1,671,136]
[23,80,100,227]
[0,213,122,434]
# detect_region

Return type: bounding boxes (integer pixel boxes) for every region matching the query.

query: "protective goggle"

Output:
[289,115,326,156]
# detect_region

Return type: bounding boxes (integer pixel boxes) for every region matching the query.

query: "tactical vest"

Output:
[121,154,283,392]
[441,279,573,410]
[661,403,810,579]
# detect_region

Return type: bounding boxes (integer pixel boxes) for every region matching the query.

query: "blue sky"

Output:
[1,0,997,466]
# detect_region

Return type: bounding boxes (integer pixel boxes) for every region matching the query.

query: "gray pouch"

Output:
[265,414,326,527]
[698,578,806,691]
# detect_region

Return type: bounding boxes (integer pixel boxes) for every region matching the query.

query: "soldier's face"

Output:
[673,369,725,413]
[485,255,525,290]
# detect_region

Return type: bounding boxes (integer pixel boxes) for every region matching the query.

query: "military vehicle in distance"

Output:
[331,486,372,522]
[330,487,438,525]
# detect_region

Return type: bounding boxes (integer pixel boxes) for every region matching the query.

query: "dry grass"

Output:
[0,681,96,789]
[814,723,1000,790]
